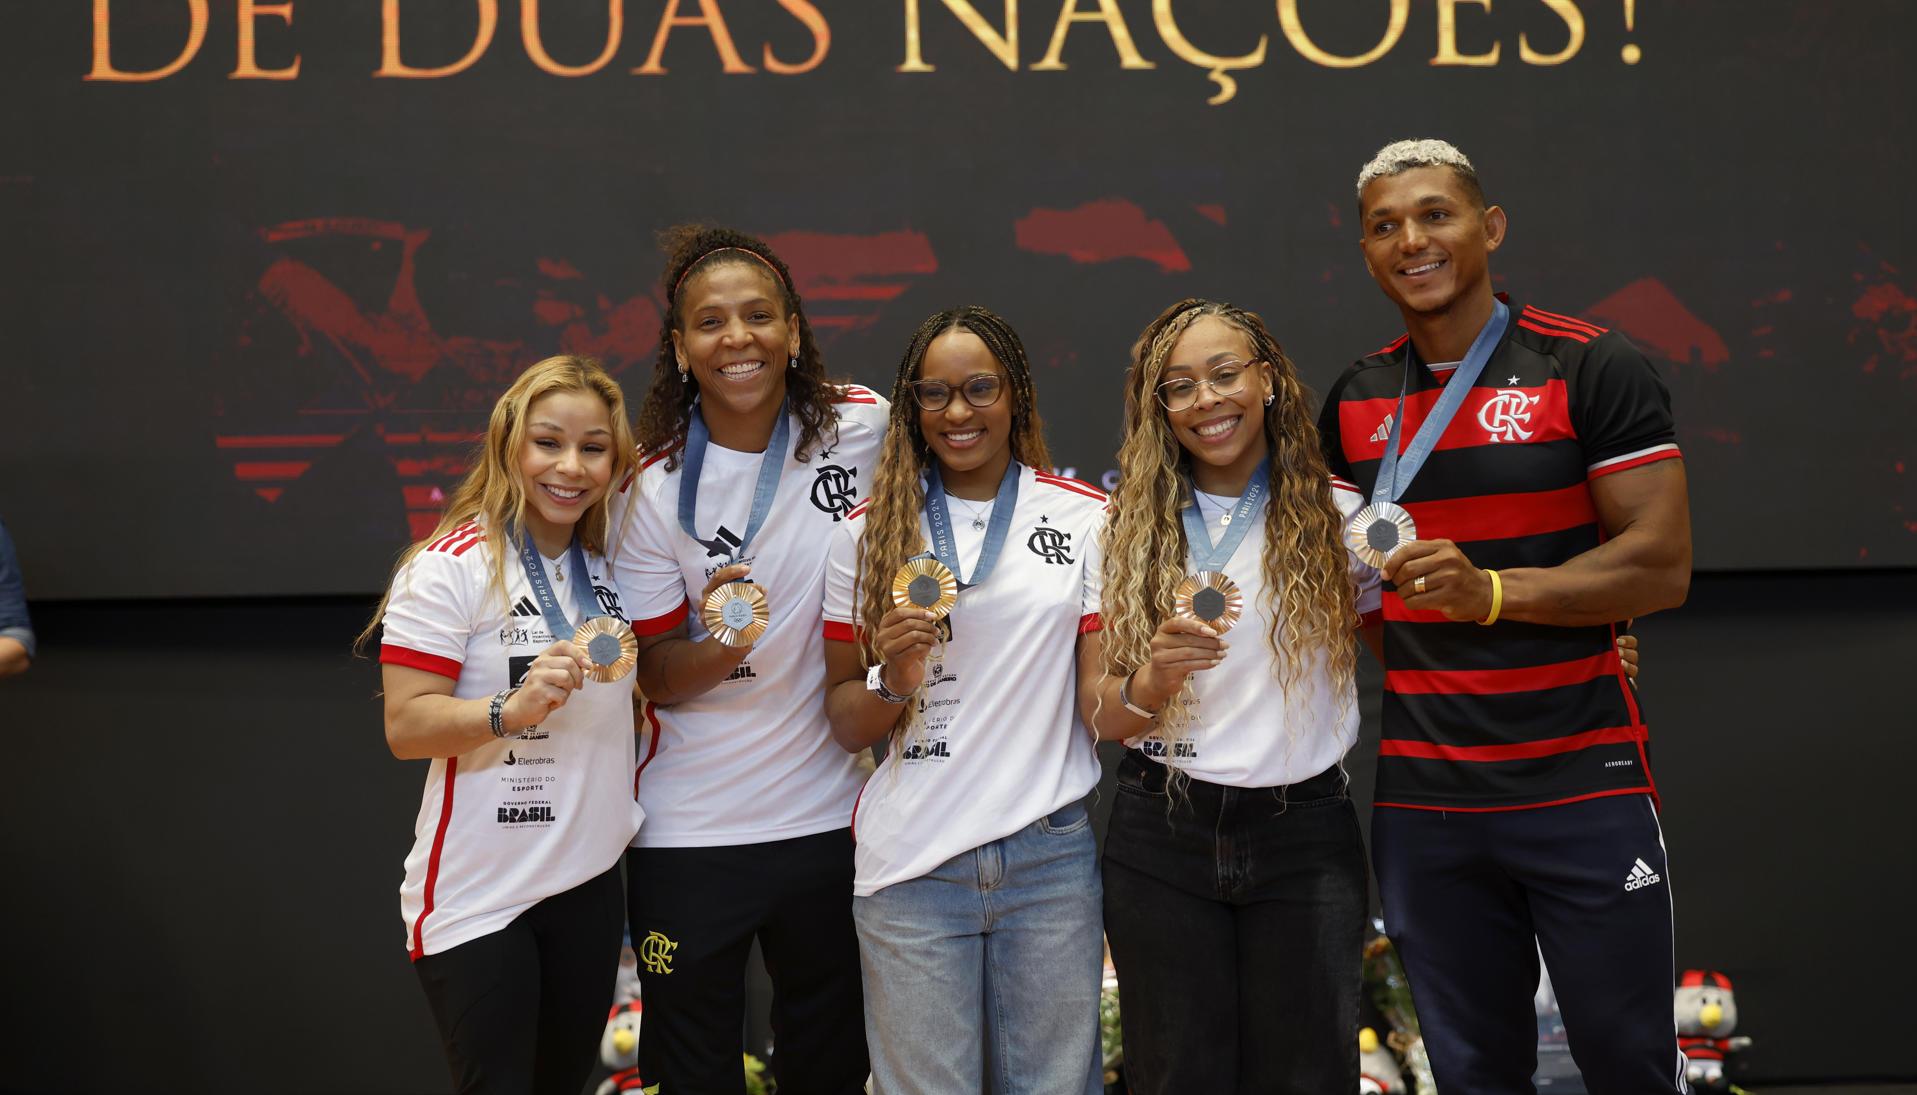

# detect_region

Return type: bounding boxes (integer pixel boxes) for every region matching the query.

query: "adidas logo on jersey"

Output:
[511,596,540,618]
[1369,413,1395,444]
[1624,857,1662,891]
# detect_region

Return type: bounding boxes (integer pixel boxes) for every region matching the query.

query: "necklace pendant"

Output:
[972,517,987,530]
[1218,514,1231,526]
[554,565,564,582]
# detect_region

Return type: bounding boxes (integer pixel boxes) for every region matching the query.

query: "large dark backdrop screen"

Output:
[5,1,1913,598]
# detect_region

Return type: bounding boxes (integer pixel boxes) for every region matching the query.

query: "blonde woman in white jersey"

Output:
[822,306,1106,1095]
[364,355,645,1094]
[612,226,884,1095]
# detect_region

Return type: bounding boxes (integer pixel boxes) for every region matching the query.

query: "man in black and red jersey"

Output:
[1319,139,1693,1093]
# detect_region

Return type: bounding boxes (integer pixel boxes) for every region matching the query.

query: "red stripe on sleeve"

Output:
[632,599,689,637]
[448,529,486,556]
[1377,723,1643,763]
[1523,306,1606,335]
[1516,318,1593,344]
[1077,612,1103,634]
[409,757,457,960]
[1385,651,1617,695]
[1588,448,1682,480]
[822,620,859,643]
[1405,481,1596,544]
[380,645,463,680]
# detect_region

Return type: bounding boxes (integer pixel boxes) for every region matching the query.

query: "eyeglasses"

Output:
[911,373,1005,412]
[1156,361,1258,412]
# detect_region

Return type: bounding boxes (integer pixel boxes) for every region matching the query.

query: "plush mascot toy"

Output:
[595,1000,645,1095]
[1358,1026,1405,1094]
[1674,969,1752,1090]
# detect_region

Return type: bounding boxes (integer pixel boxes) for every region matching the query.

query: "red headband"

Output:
[671,246,787,298]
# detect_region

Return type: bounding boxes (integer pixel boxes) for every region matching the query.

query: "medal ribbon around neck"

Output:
[517,532,637,682]
[1371,298,1510,509]
[1180,458,1269,573]
[677,396,791,565]
[924,460,1021,591]
[517,532,603,639]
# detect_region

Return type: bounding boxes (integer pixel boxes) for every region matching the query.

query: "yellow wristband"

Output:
[1478,569,1503,626]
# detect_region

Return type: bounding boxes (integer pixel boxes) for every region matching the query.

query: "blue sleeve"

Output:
[0,520,34,659]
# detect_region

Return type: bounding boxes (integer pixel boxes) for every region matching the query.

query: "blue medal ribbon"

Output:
[677,398,791,565]
[1372,299,1510,508]
[1180,459,1268,572]
[515,531,603,643]
[924,460,1021,590]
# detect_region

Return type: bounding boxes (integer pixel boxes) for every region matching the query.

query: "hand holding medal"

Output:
[699,562,769,649]
[504,639,591,730]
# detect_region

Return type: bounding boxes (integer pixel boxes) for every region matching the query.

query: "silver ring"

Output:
[1413,575,1427,594]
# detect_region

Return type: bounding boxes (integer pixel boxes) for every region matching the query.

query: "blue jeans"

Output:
[852,800,1104,1095]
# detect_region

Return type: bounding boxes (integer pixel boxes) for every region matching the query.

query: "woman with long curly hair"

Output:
[821,306,1107,1094]
[364,354,645,1094]
[610,225,883,1094]
[1082,300,1383,1094]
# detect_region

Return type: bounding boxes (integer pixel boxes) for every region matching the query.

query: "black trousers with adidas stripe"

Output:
[1371,794,1689,1094]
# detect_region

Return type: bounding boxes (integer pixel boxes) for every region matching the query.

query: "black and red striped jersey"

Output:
[1318,300,1683,811]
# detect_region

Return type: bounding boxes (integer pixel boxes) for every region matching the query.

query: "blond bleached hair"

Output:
[357,355,636,651]
[1098,300,1358,773]
[853,306,1050,751]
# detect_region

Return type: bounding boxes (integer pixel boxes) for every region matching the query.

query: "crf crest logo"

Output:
[1478,389,1542,443]
[639,930,678,975]
[810,464,859,520]
[1028,527,1073,564]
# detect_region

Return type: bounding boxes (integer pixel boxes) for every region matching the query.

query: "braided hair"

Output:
[853,306,1050,747]
[634,225,843,468]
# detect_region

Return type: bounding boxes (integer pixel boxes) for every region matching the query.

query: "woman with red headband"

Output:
[610,226,884,1094]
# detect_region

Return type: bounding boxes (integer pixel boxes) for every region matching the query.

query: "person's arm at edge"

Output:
[0,636,28,678]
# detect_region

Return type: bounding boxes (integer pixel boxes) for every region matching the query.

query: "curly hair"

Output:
[853,306,1050,750]
[1097,300,1358,772]
[358,355,636,652]
[633,224,844,468]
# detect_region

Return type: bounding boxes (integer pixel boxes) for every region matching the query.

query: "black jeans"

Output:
[626,828,868,1095]
[413,862,625,1095]
[1102,752,1368,1095]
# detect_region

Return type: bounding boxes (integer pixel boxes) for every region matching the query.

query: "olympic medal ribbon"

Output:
[1348,299,1511,567]
[1179,458,1268,573]
[516,531,622,674]
[676,397,792,565]
[923,460,1021,591]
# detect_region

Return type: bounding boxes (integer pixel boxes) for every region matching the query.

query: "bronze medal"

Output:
[891,557,958,621]
[702,581,770,648]
[1173,571,1243,633]
[573,616,638,684]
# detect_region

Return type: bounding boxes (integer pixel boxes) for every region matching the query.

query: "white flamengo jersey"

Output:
[380,523,645,959]
[822,464,1106,897]
[613,389,890,848]
[1124,480,1383,788]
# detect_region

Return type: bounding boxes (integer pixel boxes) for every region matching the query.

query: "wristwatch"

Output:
[865,664,910,704]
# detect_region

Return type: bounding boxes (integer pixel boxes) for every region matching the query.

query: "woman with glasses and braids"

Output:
[821,306,1106,1094]
[1079,299,1384,1094]
[611,225,884,1094]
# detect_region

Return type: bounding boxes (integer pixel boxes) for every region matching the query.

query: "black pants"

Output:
[413,862,625,1095]
[1102,753,1368,1095]
[626,828,868,1095]
[1371,794,1688,1094]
